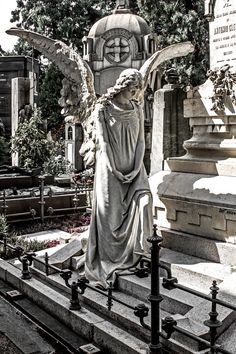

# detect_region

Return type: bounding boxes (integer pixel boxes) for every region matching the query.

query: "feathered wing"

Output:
[140,41,195,89]
[6,27,97,123]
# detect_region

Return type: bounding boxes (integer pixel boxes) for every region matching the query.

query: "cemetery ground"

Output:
[1,208,236,354]
[0,214,93,354]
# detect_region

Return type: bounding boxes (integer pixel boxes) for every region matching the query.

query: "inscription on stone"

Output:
[210,0,236,71]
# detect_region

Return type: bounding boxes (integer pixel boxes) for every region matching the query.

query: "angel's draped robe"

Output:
[85,101,153,288]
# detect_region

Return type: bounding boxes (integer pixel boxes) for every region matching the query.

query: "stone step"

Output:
[217,320,236,353]
[117,274,202,316]
[30,265,213,353]
[30,265,214,353]
[0,259,150,354]
[160,227,236,266]
[159,248,232,293]
[29,265,171,342]
[26,261,236,354]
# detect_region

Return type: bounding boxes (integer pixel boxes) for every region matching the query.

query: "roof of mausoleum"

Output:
[88,9,150,38]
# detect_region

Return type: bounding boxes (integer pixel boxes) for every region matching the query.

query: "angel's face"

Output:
[122,84,141,101]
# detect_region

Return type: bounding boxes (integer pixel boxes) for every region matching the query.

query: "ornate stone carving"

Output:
[207,64,236,112]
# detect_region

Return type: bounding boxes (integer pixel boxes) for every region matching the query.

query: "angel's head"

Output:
[99,69,143,104]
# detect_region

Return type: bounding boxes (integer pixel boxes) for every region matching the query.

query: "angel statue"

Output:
[7,28,194,289]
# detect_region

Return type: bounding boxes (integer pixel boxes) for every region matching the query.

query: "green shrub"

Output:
[11,109,71,175]
[11,109,49,169]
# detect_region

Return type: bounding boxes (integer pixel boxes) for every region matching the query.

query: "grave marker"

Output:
[209,0,236,71]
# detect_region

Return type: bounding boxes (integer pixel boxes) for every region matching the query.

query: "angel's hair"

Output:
[98,69,143,104]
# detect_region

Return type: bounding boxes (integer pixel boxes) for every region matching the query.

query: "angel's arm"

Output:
[96,106,126,182]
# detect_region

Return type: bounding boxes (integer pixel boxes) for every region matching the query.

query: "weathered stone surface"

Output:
[150,171,236,244]
[0,259,104,340]
[72,254,86,270]
[11,78,31,166]
[0,295,54,354]
[93,320,148,354]
[46,238,84,269]
[159,227,236,265]
[22,229,71,243]
[150,85,189,175]
[0,259,153,354]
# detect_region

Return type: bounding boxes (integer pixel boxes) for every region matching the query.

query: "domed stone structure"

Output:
[83,0,157,95]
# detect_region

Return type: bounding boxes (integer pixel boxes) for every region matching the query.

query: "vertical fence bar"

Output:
[3,233,7,259]
[73,183,79,212]
[45,252,49,276]
[70,281,81,310]
[147,225,163,354]
[39,175,45,223]
[107,282,113,311]
[21,256,32,280]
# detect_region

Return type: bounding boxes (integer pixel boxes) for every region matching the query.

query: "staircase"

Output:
[1,239,235,354]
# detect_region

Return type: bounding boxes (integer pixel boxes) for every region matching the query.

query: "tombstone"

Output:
[0,56,39,138]
[11,79,32,166]
[150,0,236,265]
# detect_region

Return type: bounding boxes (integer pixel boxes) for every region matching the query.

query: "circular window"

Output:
[104,36,130,63]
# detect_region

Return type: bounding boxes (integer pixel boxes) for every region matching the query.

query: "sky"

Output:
[0,0,17,51]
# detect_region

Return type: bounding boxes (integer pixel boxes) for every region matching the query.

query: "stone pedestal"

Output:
[150,83,189,175]
[150,78,236,267]
[11,77,31,166]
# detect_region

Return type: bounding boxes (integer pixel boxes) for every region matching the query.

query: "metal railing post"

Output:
[21,255,32,279]
[147,225,163,354]
[107,282,113,311]
[39,175,45,223]
[3,233,7,259]
[45,252,49,276]
[204,281,222,354]
[70,281,81,310]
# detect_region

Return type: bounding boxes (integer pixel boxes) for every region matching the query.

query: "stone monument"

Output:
[0,56,39,139]
[150,68,190,175]
[150,0,236,266]
[81,0,158,172]
[63,0,158,171]
[83,0,158,95]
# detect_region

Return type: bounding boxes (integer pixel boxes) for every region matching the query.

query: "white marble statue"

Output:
[85,69,153,288]
[6,27,194,288]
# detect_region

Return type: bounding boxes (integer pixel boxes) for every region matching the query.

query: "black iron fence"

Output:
[0,225,235,354]
[0,175,93,222]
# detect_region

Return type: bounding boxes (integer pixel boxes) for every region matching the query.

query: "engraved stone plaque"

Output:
[210,0,236,72]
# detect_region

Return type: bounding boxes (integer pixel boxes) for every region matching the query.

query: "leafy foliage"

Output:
[0,214,8,236]
[11,0,103,50]
[11,108,71,174]
[39,63,64,131]
[10,0,209,128]
[43,140,73,176]
[11,109,49,169]
[139,0,209,86]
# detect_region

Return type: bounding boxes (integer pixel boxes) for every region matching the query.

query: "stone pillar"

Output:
[11,77,31,166]
[65,122,84,171]
[150,70,190,175]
